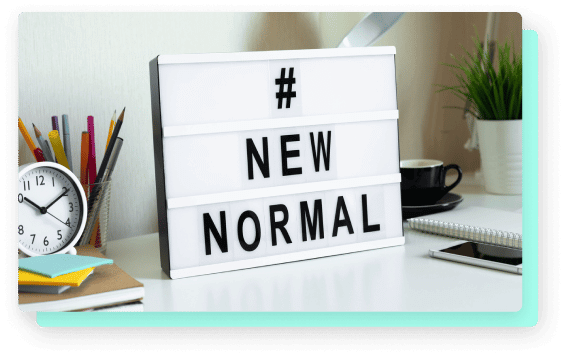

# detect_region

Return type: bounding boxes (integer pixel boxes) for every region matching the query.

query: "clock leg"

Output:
[67,247,77,255]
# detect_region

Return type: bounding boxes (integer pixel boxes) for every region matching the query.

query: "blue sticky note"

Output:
[19,255,113,278]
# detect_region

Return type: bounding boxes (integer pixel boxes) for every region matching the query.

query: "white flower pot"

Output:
[476,119,522,195]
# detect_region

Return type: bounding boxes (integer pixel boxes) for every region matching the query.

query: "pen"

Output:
[62,114,73,171]
[87,108,125,211]
[33,148,45,162]
[51,116,59,163]
[52,116,59,132]
[82,138,123,246]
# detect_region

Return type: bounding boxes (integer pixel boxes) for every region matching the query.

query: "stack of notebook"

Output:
[18,246,144,312]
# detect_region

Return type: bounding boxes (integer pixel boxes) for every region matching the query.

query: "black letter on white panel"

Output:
[361,194,381,233]
[300,199,324,241]
[310,131,332,172]
[269,204,292,246]
[237,210,261,252]
[281,134,302,176]
[332,196,354,237]
[203,212,228,255]
[246,137,270,180]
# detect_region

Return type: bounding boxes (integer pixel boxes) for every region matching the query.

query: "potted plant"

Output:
[437,36,522,195]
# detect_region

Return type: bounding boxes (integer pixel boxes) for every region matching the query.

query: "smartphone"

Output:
[429,241,522,275]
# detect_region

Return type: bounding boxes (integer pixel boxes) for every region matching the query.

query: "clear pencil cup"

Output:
[79,181,112,254]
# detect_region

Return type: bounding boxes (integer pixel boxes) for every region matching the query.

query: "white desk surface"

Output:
[106,176,522,312]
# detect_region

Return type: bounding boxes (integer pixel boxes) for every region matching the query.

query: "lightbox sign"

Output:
[150,47,404,279]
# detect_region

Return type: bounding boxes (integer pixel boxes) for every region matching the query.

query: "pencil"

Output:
[18,118,39,161]
[48,130,70,169]
[32,124,54,162]
[62,114,73,172]
[87,116,97,191]
[80,131,89,195]
[106,111,116,150]
[88,108,125,210]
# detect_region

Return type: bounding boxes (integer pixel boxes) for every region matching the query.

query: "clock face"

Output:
[18,165,85,255]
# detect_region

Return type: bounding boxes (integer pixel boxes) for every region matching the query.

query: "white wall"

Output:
[18,13,521,241]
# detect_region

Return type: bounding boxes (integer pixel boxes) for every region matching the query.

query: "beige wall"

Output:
[18,13,522,240]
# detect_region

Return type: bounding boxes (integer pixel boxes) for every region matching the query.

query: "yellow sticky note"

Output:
[18,267,94,287]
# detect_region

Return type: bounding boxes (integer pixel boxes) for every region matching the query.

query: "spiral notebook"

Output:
[407,207,522,249]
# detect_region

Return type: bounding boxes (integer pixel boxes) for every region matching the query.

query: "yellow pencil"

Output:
[18,118,38,160]
[106,111,116,150]
[48,130,70,169]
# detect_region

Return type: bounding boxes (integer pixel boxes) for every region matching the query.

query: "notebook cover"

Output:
[18,267,94,287]
[19,253,113,278]
[19,285,71,294]
[18,246,143,307]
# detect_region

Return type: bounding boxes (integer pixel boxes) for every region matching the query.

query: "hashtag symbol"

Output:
[275,67,296,109]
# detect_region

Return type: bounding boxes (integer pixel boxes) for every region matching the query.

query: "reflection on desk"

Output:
[106,178,522,312]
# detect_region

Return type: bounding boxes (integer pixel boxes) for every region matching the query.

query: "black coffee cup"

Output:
[400,159,463,206]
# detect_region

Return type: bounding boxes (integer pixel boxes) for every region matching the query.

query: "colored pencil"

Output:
[87,116,97,193]
[80,131,89,195]
[18,118,39,161]
[106,111,116,150]
[62,114,73,171]
[32,124,54,162]
[47,130,70,169]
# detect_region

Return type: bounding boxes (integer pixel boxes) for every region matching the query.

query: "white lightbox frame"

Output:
[150,47,404,279]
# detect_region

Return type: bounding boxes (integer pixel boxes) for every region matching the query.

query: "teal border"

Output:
[36,30,538,327]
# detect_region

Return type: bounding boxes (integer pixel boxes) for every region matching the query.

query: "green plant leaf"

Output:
[436,34,522,120]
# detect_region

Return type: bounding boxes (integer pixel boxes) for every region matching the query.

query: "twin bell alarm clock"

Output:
[18,162,88,257]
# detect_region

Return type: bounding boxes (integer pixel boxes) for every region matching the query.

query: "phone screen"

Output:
[440,242,522,266]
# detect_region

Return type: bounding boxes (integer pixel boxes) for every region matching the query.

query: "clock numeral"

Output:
[69,202,74,212]
[62,187,68,196]
[18,225,24,235]
[23,181,30,191]
[31,234,35,244]
[18,194,23,203]
[65,218,71,227]
[57,230,62,240]
[43,237,49,246]
[36,175,45,186]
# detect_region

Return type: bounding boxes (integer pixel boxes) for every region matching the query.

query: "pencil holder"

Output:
[79,181,112,254]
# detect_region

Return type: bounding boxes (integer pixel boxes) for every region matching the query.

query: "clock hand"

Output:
[23,197,47,214]
[45,187,70,210]
[46,211,71,227]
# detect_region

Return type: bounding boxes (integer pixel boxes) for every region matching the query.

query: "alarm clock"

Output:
[18,162,88,256]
